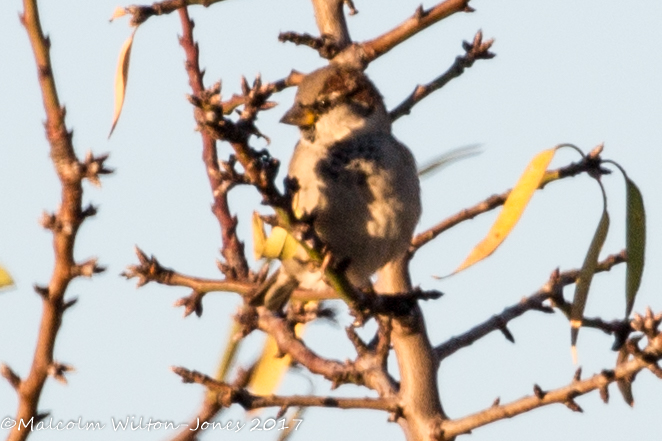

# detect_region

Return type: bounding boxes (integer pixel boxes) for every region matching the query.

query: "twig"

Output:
[257,309,361,388]
[8,2,108,440]
[114,0,227,26]
[122,248,442,318]
[440,331,662,438]
[172,367,398,412]
[278,32,343,59]
[121,246,252,306]
[178,8,250,280]
[359,0,472,64]
[311,0,351,51]
[409,154,612,256]
[434,251,627,361]
[389,30,494,121]
[169,358,252,441]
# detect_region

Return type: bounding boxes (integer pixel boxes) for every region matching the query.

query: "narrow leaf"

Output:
[252,212,267,260]
[109,30,136,138]
[453,148,556,274]
[0,266,14,289]
[248,324,305,397]
[570,184,610,352]
[624,177,645,317]
[215,321,242,381]
[253,213,299,261]
[417,144,481,178]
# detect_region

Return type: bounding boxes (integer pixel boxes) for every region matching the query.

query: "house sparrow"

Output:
[262,64,421,310]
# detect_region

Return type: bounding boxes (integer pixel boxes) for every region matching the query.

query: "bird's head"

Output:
[280,65,389,142]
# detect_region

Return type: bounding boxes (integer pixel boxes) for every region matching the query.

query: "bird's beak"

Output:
[280,103,316,127]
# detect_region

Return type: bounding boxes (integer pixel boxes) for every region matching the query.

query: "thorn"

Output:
[599,385,609,404]
[33,284,49,299]
[48,362,75,385]
[533,384,546,399]
[648,363,662,379]
[276,405,288,419]
[63,297,78,311]
[75,258,106,277]
[344,0,358,15]
[491,397,500,407]
[135,246,149,265]
[35,412,50,424]
[39,211,59,231]
[499,325,515,343]
[0,364,21,389]
[564,400,583,413]
[414,5,425,20]
[81,204,98,219]
[573,367,582,382]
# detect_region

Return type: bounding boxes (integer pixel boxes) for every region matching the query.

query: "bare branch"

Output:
[311,0,351,51]
[279,32,343,59]
[114,0,227,26]
[172,366,398,412]
[440,331,662,438]
[9,1,107,439]
[122,247,252,295]
[178,8,250,280]
[359,0,472,64]
[409,154,612,256]
[257,308,361,388]
[434,251,627,361]
[389,30,494,121]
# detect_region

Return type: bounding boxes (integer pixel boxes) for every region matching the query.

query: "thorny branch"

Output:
[113,0,227,26]
[409,152,612,257]
[178,8,250,281]
[5,2,109,441]
[434,251,627,361]
[172,367,399,412]
[389,30,494,121]
[123,246,443,319]
[358,0,472,64]
[109,1,656,441]
[440,316,662,439]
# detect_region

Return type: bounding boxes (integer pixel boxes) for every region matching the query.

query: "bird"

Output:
[260,64,421,310]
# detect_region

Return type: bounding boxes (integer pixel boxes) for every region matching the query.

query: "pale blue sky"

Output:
[1,1,661,440]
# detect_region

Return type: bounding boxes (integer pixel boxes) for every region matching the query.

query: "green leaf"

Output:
[625,177,645,317]
[570,183,610,354]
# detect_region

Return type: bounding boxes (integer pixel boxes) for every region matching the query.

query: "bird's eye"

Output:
[318,99,330,108]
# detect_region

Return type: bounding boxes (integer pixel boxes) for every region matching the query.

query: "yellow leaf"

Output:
[252,212,267,260]
[109,30,136,138]
[248,324,305,397]
[253,212,299,261]
[453,148,556,273]
[0,266,14,289]
[262,227,299,260]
